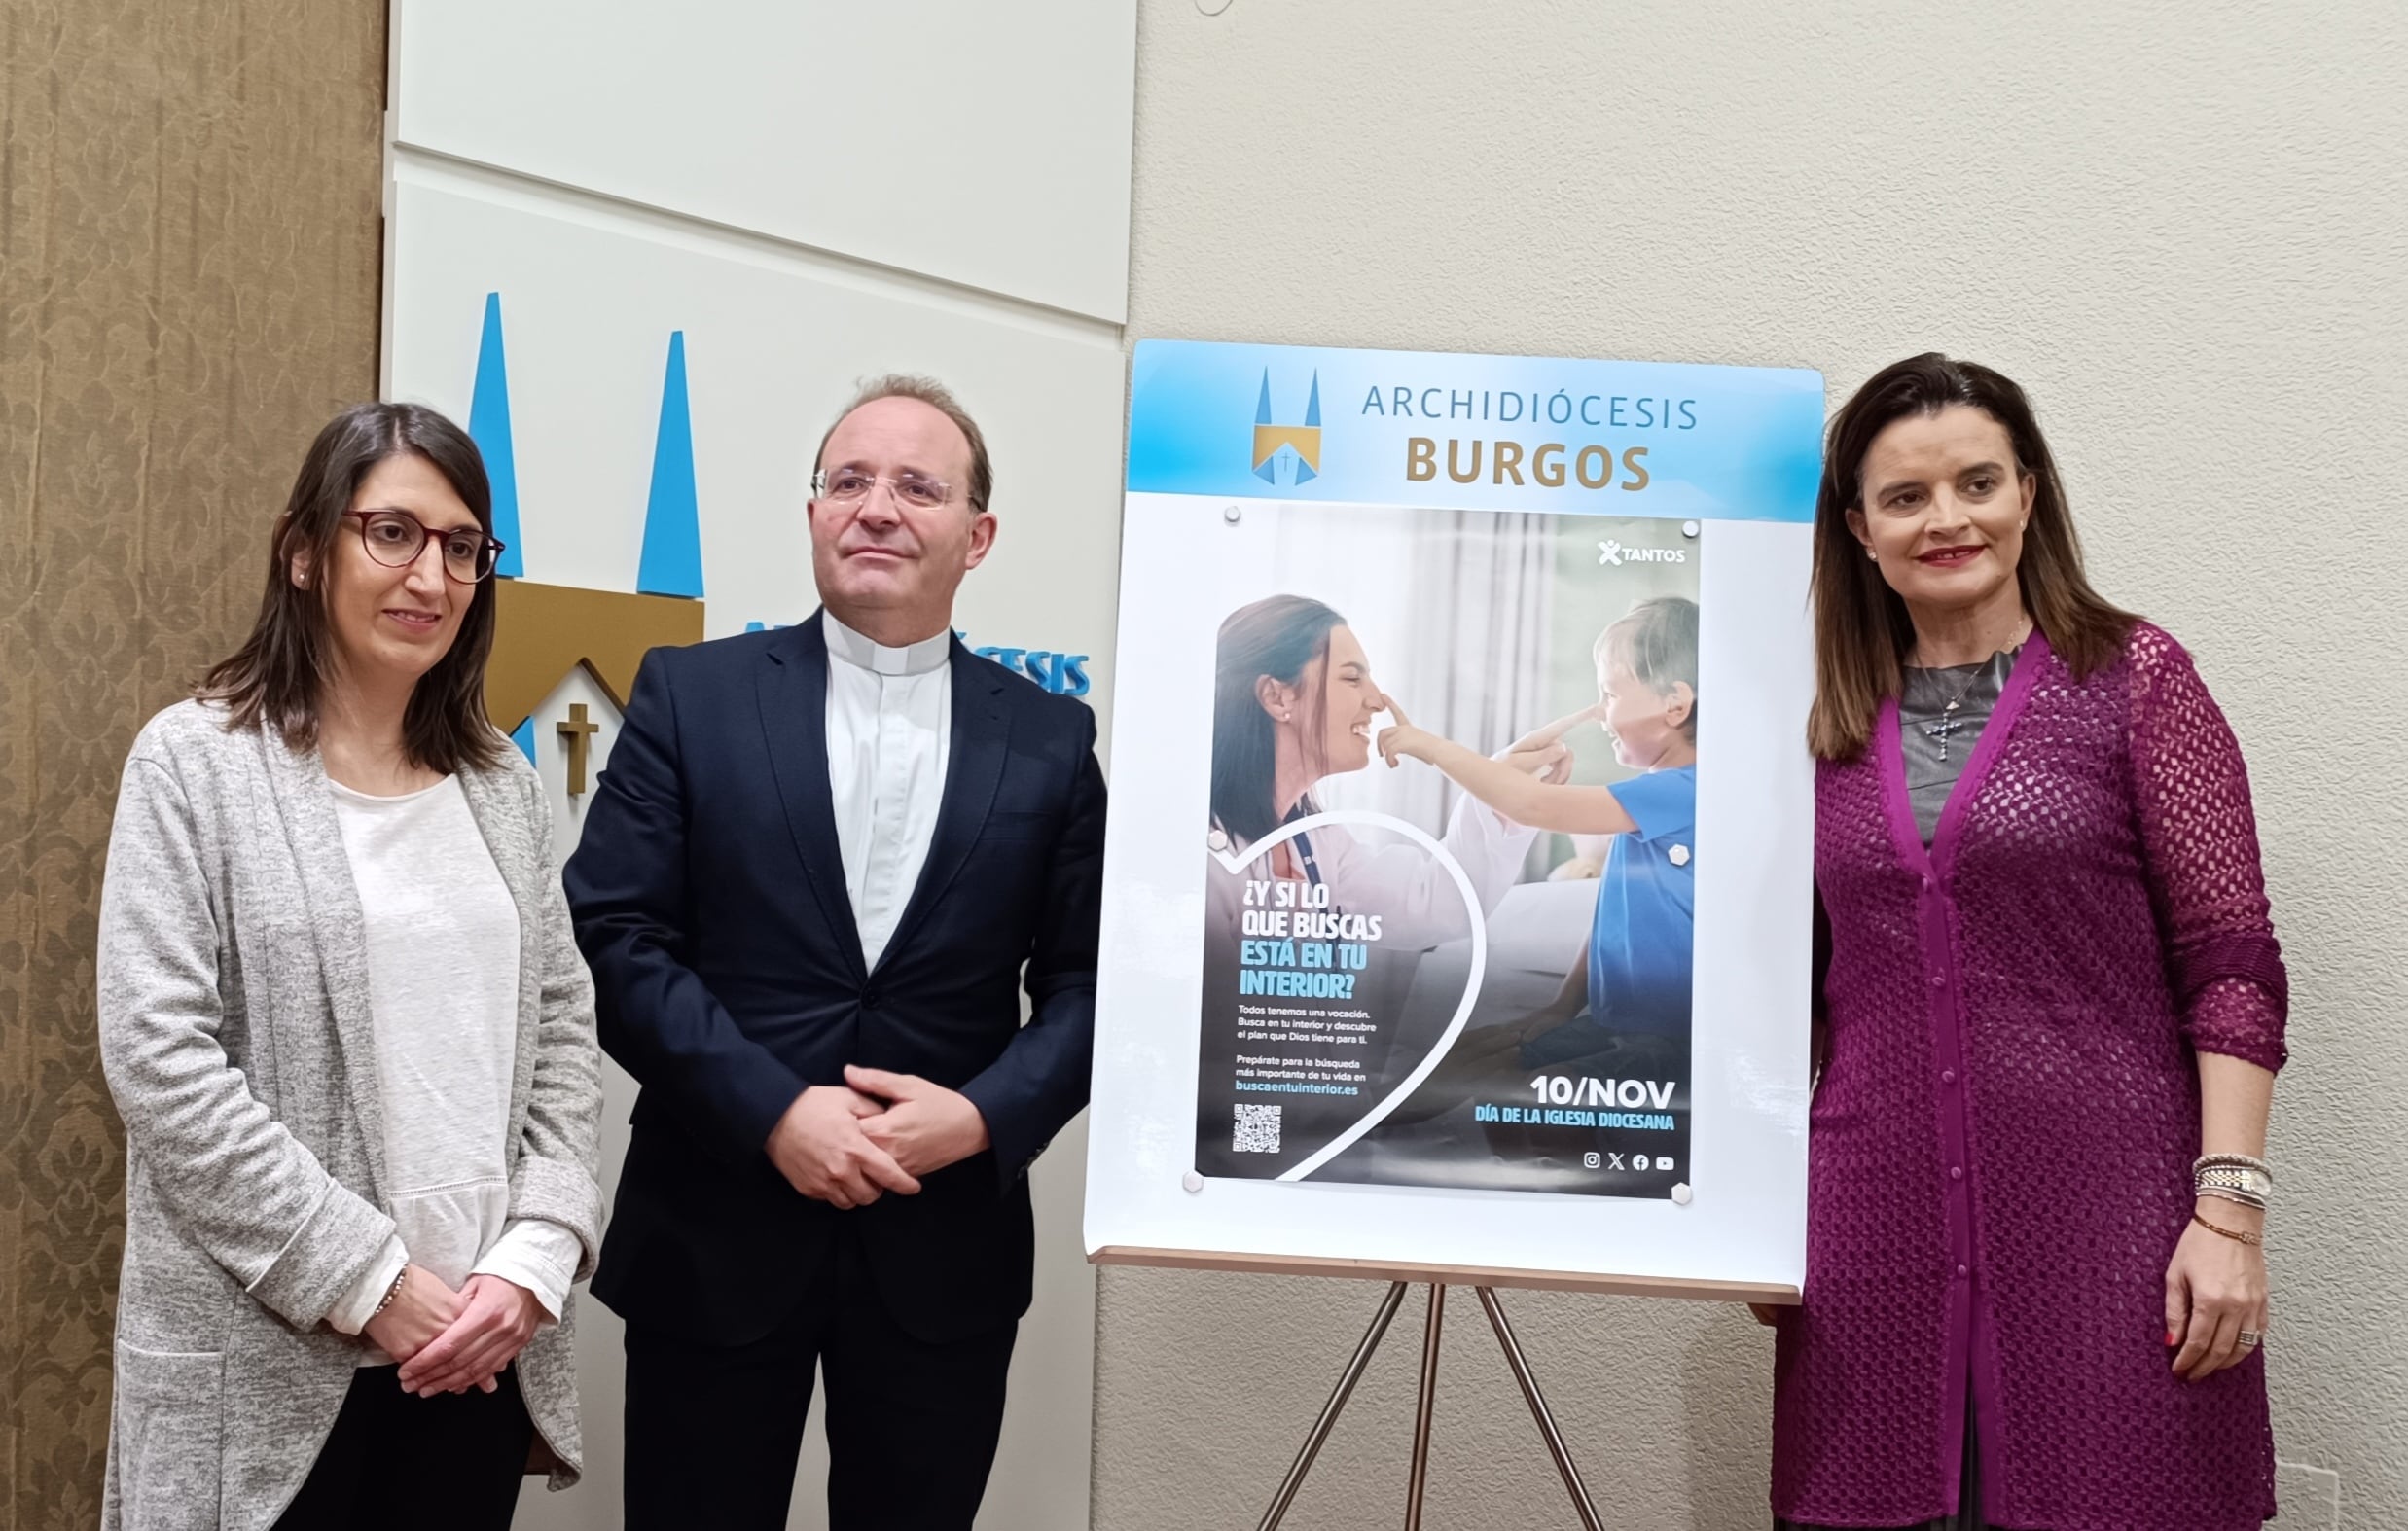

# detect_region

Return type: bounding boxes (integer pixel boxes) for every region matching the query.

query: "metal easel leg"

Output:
[1402,1284,1447,1531]
[1475,1286,1604,1531]
[1256,1281,1412,1531]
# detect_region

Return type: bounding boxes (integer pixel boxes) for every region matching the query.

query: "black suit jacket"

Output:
[564,613,1105,1346]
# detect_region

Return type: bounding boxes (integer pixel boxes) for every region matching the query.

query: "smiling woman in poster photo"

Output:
[94,403,602,1530]
[1206,593,1554,945]
[1771,355,2286,1531]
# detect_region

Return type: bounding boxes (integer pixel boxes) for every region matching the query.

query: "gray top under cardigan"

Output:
[94,700,603,1531]
[1898,648,2020,844]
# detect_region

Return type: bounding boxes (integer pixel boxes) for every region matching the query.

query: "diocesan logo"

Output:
[1251,370,1323,486]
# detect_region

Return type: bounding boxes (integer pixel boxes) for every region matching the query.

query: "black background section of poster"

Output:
[1327,1031,1690,1198]
[1195,918,1332,1179]
[1198,946,1694,1198]
[1195,901,1444,1181]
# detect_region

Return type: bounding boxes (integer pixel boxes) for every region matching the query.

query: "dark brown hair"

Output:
[1808,353,2135,761]
[200,402,505,773]
[1210,594,1346,845]
[813,374,995,514]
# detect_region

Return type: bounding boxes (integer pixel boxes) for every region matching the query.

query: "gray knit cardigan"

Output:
[95,700,603,1530]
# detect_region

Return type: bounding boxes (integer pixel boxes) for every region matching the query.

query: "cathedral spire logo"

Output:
[1251,369,1322,485]
[468,293,706,784]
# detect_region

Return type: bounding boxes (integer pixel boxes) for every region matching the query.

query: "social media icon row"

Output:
[1583,1152,1677,1173]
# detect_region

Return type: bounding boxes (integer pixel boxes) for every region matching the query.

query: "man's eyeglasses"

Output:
[341,509,507,584]
[809,467,952,511]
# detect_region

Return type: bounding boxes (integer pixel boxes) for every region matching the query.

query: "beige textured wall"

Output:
[1097,3,2407,1526]
[0,2,385,1521]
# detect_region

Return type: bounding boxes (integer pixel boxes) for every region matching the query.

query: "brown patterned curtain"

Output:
[0,3,384,1520]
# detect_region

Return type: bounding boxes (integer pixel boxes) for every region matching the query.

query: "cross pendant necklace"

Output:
[1918,664,1990,763]
[1923,707,1965,762]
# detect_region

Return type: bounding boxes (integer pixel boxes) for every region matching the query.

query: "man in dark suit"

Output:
[563,375,1103,1529]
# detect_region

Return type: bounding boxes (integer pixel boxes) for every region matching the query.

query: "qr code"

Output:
[1234,1103,1282,1153]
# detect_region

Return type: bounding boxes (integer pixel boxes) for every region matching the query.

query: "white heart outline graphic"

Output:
[1209,809,1490,1182]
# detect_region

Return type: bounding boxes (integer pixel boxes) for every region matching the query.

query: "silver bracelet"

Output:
[2197,1185,2267,1213]
[2194,1155,2274,1206]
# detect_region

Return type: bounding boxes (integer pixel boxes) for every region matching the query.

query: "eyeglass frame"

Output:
[339,508,509,584]
[809,466,958,510]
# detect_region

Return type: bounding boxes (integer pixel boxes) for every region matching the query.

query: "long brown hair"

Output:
[1808,354,2135,761]
[200,402,505,773]
[1210,594,1345,845]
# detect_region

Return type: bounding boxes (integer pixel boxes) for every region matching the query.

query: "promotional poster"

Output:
[1192,508,1705,1198]
[1089,338,1818,1285]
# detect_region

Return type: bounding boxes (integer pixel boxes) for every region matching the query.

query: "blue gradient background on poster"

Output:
[1128,338,1822,523]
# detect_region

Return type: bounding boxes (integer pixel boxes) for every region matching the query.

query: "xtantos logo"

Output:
[1597,539,1686,568]
[1251,370,1322,486]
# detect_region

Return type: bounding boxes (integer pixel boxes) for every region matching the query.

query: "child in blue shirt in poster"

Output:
[1377,596,1698,1063]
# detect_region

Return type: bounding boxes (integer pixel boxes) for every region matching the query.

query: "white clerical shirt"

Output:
[823,612,953,969]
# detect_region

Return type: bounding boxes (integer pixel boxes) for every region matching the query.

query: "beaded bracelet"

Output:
[370,1267,410,1321]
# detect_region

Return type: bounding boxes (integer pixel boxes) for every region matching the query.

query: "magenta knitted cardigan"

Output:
[1774,623,2288,1530]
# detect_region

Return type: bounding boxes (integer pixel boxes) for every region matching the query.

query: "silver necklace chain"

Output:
[1908,657,1997,764]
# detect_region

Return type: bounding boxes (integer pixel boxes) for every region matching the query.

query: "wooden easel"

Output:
[1095,1248,1798,1531]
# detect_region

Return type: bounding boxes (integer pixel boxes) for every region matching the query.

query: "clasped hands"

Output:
[766,1066,990,1210]
[366,1266,544,1398]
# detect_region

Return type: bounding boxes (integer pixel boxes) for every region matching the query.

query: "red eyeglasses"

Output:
[341,509,507,584]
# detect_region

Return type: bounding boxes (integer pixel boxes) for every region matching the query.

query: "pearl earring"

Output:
[1864,548,1878,561]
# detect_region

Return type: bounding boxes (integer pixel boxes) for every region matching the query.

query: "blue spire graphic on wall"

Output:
[509,716,536,766]
[636,332,704,599]
[468,293,525,578]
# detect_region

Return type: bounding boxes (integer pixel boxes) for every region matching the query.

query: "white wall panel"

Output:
[393,0,1137,322]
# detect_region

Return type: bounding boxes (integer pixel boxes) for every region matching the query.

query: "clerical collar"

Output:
[823,612,952,678]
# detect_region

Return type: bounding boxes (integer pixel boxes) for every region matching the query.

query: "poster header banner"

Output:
[1127,338,1823,522]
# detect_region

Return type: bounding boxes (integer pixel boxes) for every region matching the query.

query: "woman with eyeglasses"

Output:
[94,402,603,1529]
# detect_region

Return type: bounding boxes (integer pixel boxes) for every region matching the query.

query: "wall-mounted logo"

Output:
[961,637,1092,697]
[1596,538,1687,568]
[470,292,705,799]
[1252,369,1322,486]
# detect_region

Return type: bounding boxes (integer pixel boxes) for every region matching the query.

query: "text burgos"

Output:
[1364,385,1697,494]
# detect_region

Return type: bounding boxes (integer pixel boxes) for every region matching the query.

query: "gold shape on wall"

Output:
[485,579,705,736]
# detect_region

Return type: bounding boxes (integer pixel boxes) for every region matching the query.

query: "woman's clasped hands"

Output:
[369,1264,545,1397]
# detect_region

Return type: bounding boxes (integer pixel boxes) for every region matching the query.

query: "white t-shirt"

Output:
[322,776,579,1358]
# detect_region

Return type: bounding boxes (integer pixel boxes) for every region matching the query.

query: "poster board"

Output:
[1086,339,1820,1298]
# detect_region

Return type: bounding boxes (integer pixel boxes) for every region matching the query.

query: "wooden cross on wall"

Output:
[557,702,600,795]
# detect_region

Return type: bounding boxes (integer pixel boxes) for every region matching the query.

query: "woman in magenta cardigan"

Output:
[1772,355,2286,1531]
